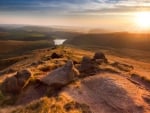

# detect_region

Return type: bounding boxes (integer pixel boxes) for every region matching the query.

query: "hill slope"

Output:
[0,47,150,113]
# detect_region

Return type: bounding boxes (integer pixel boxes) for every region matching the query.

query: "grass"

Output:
[12,97,52,113]
[33,72,43,76]
[38,63,58,72]
[0,40,53,60]
[38,65,51,72]
[0,91,17,107]
[141,76,150,84]
[1,96,17,107]
[11,96,92,113]
[64,101,90,113]
[0,90,4,101]
[0,56,26,70]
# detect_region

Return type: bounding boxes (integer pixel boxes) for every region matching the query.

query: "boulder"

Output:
[15,70,31,87]
[79,56,99,75]
[1,76,20,94]
[1,70,31,95]
[41,60,79,86]
[93,52,108,63]
[79,56,92,72]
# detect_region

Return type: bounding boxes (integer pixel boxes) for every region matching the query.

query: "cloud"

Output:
[0,0,150,15]
[71,5,150,15]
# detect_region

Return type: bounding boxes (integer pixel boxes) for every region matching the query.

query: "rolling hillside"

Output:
[0,47,150,113]
[66,32,150,51]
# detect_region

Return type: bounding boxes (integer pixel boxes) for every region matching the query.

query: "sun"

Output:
[135,12,150,29]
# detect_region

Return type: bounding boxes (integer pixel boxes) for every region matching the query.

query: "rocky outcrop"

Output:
[111,62,133,72]
[78,52,108,76]
[1,76,19,94]
[93,52,108,63]
[1,70,31,95]
[61,73,144,113]
[79,56,100,76]
[15,70,31,86]
[41,60,79,86]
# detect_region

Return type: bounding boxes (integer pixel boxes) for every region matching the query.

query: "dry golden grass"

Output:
[11,96,91,113]
[1,46,150,113]
[0,40,27,54]
[38,65,51,72]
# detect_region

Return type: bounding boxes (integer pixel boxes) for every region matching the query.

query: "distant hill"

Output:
[65,32,150,51]
[0,25,80,41]
[88,28,111,33]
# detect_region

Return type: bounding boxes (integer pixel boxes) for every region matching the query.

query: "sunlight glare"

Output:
[135,12,150,29]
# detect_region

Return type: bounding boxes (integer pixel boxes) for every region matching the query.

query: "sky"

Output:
[0,0,150,31]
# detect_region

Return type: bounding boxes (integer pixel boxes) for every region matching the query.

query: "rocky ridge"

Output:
[0,47,150,113]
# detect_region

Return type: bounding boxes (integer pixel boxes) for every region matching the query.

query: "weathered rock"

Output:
[93,52,108,63]
[79,56,99,75]
[112,62,133,72]
[1,70,31,95]
[79,56,92,71]
[15,70,31,87]
[51,52,63,59]
[1,76,20,94]
[41,60,79,86]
